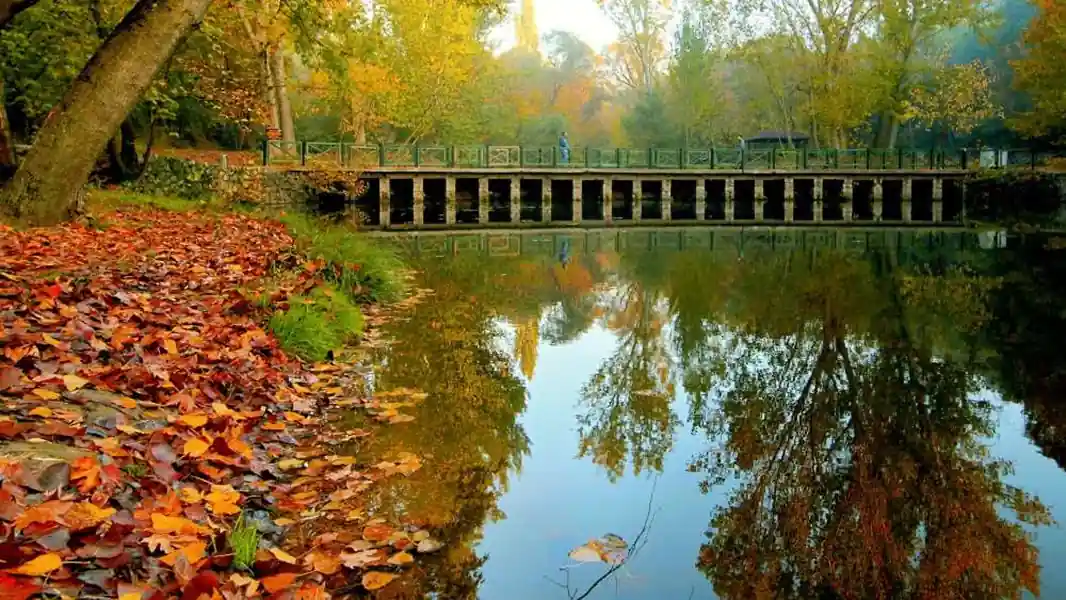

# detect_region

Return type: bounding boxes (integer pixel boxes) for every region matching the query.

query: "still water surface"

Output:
[357,228,1066,599]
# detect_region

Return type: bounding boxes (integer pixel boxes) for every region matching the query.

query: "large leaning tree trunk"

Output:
[0,0,214,225]
[0,0,40,29]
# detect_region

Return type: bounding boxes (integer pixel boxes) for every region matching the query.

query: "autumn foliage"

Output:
[0,207,435,598]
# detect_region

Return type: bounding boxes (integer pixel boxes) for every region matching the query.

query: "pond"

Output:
[355,227,1066,599]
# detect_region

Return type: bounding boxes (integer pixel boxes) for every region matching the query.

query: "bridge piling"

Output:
[661,180,672,222]
[354,171,965,229]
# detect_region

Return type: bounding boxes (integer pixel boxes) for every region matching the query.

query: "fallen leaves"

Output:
[0,210,431,597]
[8,553,62,576]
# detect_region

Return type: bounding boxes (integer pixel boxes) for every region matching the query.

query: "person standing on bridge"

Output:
[559,131,571,165]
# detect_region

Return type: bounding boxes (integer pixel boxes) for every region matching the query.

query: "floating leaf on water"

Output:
[387,551,414,566]
[568,534,629,565]
[415,538,444,553]
[361,571,398,591]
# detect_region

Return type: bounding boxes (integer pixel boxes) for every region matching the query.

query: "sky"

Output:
[489,0,620,54]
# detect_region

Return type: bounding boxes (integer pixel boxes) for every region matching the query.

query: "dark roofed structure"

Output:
[743,131,810,149]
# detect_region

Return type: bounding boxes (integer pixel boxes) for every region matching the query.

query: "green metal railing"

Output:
[262,141,1060,171]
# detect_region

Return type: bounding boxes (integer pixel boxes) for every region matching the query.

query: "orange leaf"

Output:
[361,571,397,591]
[183,437,210,457]
[262,422,286,431]
[262,572,298,594]
[9,553,62,576]
[307,550,341,574]
[178,414,208,428]
[161,541,206,567]
[62,502,116,530]
[205,485,241,515]
[150,513,207,536]
[71,457,101,493]
[14,500,72,529]
[28,407,52,418]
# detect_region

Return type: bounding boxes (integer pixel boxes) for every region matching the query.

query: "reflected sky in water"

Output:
[362,228,1066,599]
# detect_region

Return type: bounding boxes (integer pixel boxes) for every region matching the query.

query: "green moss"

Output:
[278,212,407,303]
[269,283,365,361]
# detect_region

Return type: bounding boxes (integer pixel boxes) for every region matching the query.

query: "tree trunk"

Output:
[271,49,295,144]
[0,0,40,30]
[0,77,15,172]
[0,0,214,225]
[264,52,280,131]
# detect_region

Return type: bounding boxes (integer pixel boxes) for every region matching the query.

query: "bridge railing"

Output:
[262,142,1064,171]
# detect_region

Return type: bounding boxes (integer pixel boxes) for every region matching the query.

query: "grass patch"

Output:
[278,212,407,303]
[87,189,214,214]
[269,283,365,361]
[228,513,260,570]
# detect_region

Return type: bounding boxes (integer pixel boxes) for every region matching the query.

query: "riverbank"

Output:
[0,191,432,598]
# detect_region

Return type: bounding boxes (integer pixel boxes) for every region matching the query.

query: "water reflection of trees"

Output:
[368,234,1062,598]
[680,248,1052,600]
[357,254,534,598]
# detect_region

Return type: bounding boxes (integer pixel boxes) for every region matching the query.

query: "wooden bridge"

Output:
[263,142,1055,229]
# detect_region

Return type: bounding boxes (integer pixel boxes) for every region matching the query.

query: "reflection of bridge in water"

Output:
[384,227,978,260]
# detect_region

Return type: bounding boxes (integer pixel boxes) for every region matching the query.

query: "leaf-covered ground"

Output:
[0,209,430,599]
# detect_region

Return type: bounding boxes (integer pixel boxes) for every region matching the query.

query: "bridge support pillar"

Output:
[901,178,912,201]
[572,178,583,224]
[812,178,823,223]
[413,176,424,226]
[510,177,521,224]
[478,179,490,224]
[633,179,643,222]
[445,177,456,225]
[724,178,735,223]
[841,178,854,222]
[379,176,391,228]
[932,177,944,200]
[541,178,552,223]
[695,179,706,221]
[784,178,795,200]
[603,179,613,224]
[784,199,794,223]
[661,180,672,222]
[871,178,882,222]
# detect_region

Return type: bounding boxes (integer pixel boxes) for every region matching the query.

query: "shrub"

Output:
[124,157,220,199]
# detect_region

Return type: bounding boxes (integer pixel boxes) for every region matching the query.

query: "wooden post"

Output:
[445,177,456,225]
[813,178,823,223]
[478,178,490,224]
[695,178,706,221]
[379,176,391,228]
[724,178,735,222]
[413,176,424,226]
[603,179,613,224]
[542,178,552,223]
[572,178,583,224]
[842,178,854,222]
[633,179,643,222]
[933,177,944,223]
[661,179,672,221]
[510,176,521,223]
[784,178,795,223]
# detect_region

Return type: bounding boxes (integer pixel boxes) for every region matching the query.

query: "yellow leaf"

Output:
[278,459,304,471]
[10,552,62,575]
[119,593,143,600]
[283,412,305,422]
[62,374,89,391]
[41,334,62,347]
[183,437,210,457]
[387,551,414,565]
[179,414,208,427]
[262,422,286,431]
[274,517,296,526]
[32,388,60,400]
[269,547,298,564]
[163,339,178,355]
[362,571,397,590]
[178,489,202,506]
[29,406,53,418]
[206,485,241,515]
